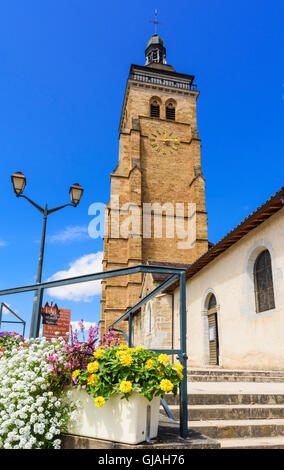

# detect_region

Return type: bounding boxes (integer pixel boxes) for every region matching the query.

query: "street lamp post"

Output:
[11,172,84,338]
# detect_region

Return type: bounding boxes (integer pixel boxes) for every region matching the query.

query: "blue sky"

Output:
[0,0,283,336]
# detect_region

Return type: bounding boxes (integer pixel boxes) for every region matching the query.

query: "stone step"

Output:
[188,368,284,377]
[188,418,284,439]
[218,436,284,449]
[161,404,284,421]
[188,374,284,383]
[165,393,284,406]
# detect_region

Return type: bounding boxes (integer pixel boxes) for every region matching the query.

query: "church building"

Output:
[101,33,284,371]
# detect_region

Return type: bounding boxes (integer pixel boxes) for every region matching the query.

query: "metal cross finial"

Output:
[149,9,162,35]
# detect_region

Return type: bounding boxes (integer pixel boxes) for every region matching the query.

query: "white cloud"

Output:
[46,252,103,302]
[47,225,89,244]
[1,303,11,315]
[70,321,97,331]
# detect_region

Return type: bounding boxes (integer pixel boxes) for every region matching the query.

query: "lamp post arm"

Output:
[47,203,76,215]
[17,194,45,214]
[30,201,77,337]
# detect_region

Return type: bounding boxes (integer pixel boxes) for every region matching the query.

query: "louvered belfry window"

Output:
[166,104,175,121]
[150,101,160,118]
[254,249,275,313]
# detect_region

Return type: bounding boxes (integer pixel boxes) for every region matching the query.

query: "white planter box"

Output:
[67,389,160,445]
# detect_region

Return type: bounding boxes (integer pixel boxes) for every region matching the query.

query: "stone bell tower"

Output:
[100,33,208,334]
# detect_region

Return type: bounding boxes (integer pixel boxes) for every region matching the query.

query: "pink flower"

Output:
[47,355,58,363]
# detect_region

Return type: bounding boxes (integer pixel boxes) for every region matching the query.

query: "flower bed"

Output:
[0,324,183,448]
[67,390,161,444]
[65,345,184,444]
[0,334,76,449]
[71,346,183,403]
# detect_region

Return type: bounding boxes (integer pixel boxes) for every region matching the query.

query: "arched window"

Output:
[254,249,275,313]
[150,49,159,63]
[166,102,175,121]
[208,294,217,311]
[150,99,160,118]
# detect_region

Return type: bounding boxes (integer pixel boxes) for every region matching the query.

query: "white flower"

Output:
[0,335,76,449]
[53,439,61,449]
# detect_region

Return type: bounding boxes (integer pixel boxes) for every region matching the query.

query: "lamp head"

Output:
[69,183,83,206]
[11,172,26,195]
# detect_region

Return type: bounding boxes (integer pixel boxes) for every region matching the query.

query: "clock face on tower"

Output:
[149,129,180,155]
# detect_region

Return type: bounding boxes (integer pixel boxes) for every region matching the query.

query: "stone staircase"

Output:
[187,367,284,383]
[162,368,284,449]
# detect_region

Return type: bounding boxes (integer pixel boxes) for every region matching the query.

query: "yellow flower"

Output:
[119,345,128,350]
[120,380,133,394]
[93,349,104,359]
[87,361,99,374]
[115,350,128,357]
[94,396,105,407]
[174,364,184,380]
[176,371,184,380]
[120,354,134,367]
[174,363,184,373]
[136,346,145,351]
[72,369,80,378]
[158,354,170,365]
[87,374,97,385]
[145,359,153,370]
[160,379,174,393]
[127,347,136,353]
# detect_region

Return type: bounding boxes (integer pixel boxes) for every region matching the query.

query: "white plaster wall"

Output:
[173,207,284,370]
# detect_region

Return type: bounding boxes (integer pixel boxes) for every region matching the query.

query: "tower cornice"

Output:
[130,64,195,83]
[119,64,199,133]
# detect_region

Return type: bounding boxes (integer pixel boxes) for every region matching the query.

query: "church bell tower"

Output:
[100,32,208,334]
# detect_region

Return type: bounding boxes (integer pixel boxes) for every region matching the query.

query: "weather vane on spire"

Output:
[149,9,162,35]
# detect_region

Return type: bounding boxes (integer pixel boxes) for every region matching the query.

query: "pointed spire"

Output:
[146,10,166,65]
[149,9,161,35]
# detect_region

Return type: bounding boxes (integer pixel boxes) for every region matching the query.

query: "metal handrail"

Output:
[0,302,26,337]
[0,264,188,438]
[108,268,188,438]
[112,327,177,423]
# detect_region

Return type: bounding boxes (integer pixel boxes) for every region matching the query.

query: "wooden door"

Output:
[208,312,219,365]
